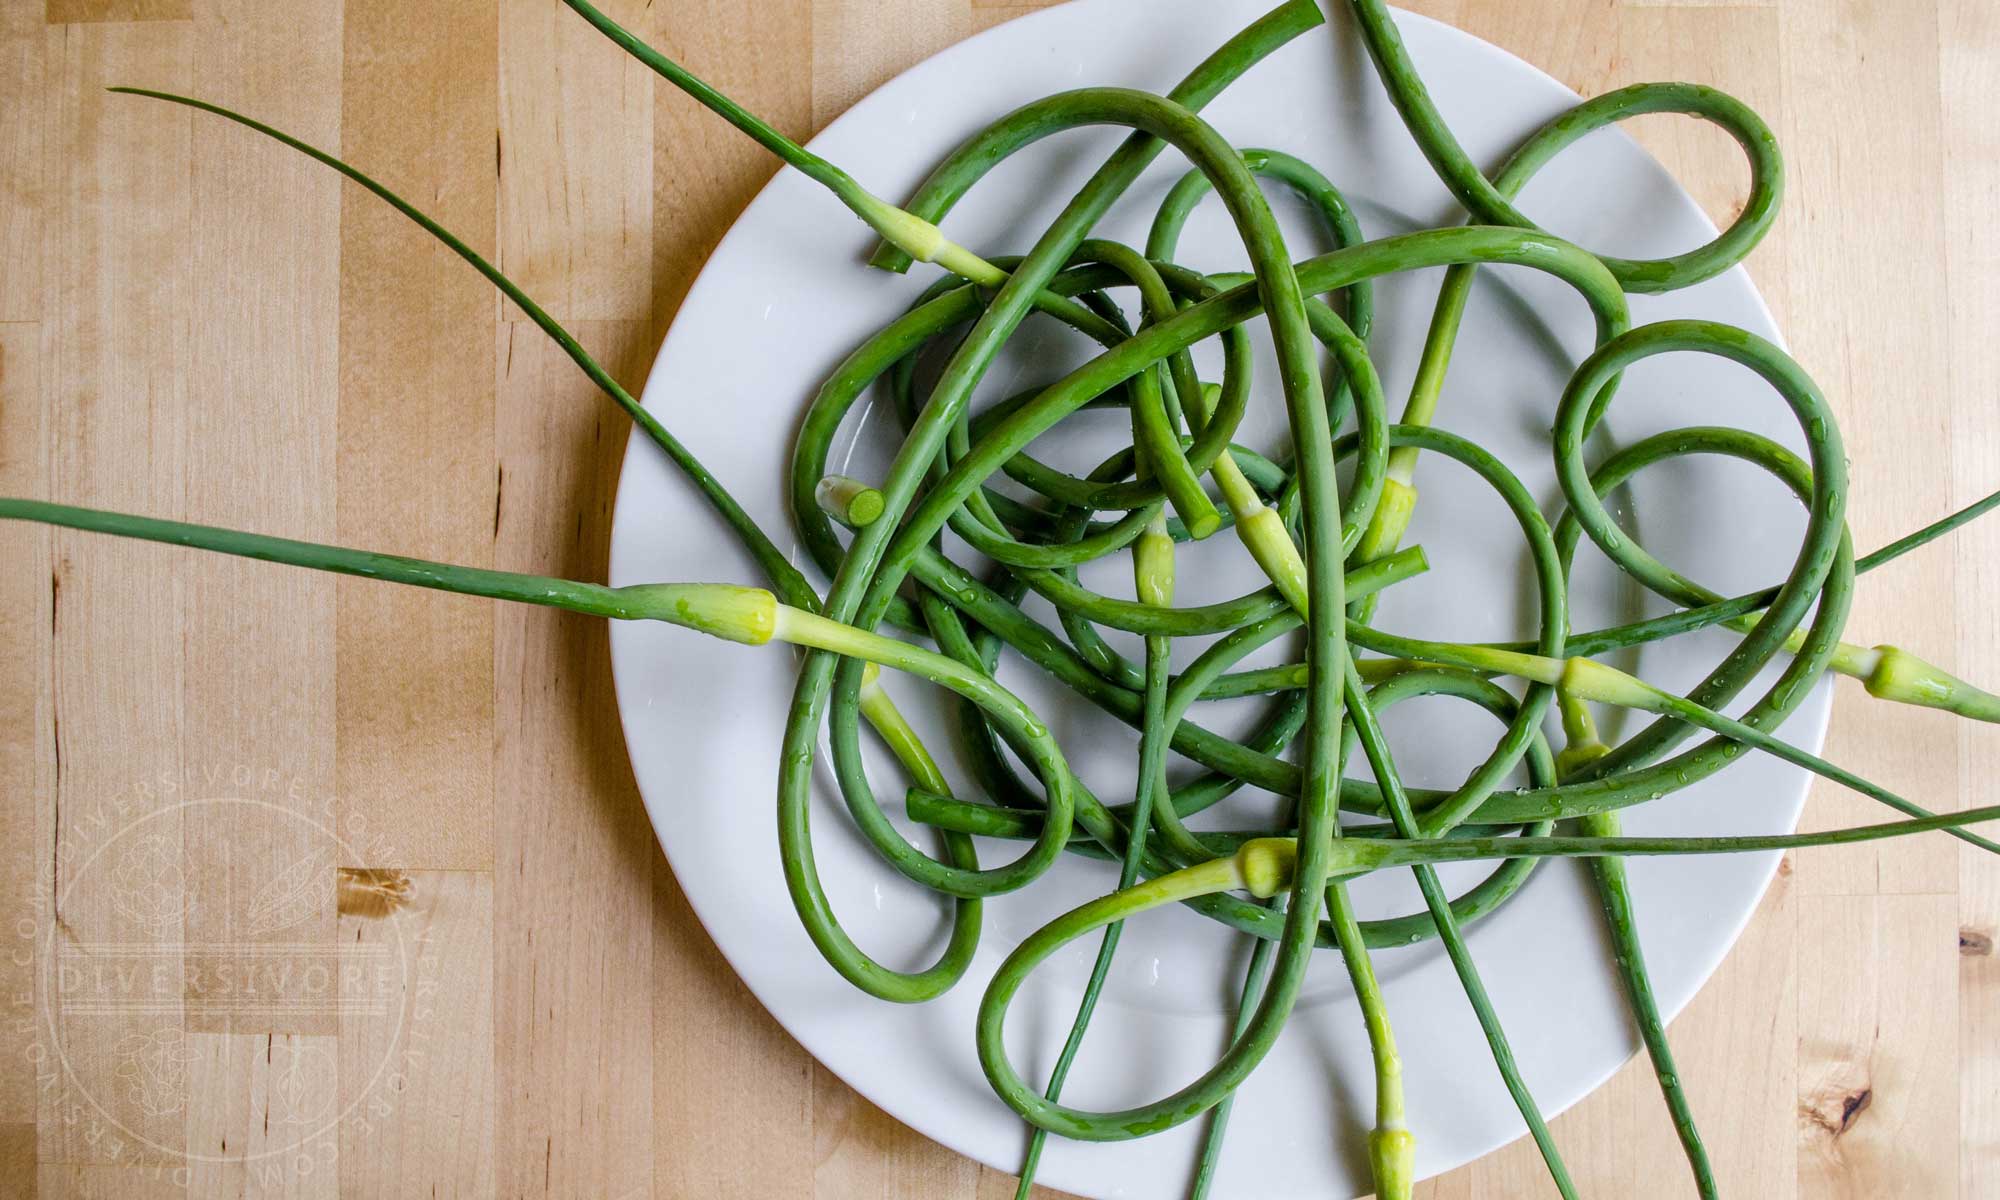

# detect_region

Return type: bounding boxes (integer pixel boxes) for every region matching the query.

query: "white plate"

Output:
[607,2,1827,1196]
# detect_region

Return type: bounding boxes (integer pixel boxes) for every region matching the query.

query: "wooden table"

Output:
[1,1,1993,1196]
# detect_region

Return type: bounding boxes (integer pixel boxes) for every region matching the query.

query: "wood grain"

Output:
[0,3,44,323]
[1940,0,2000,1194]
[810,0,971,128]
[499,0,654,324]
[42,16,194,1170]
[1781,0,1958,903]
[338,869,495,1197]
[44,0,192,24]
[3,2,1995,1197]
[0,324,49,1138]
[335,0,498,873]
[492,320,656,1198]
[180,0,341,1045]
[649,0,813,336]
[1799,896,1959,1196]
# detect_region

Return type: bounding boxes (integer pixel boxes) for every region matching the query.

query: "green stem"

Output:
[1187,934,1278,1199]
[557,0,1002,281]
[106,86,821,615]
[1341,654,1570,1198]
[1366,803,2000,865]
[1576,809,1717,1199]
[1014,512,1176,1199]
[1345,0,1782,293]
[0,498,672,622]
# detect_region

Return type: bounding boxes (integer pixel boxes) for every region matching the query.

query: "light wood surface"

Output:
[2,0,1994,1196]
